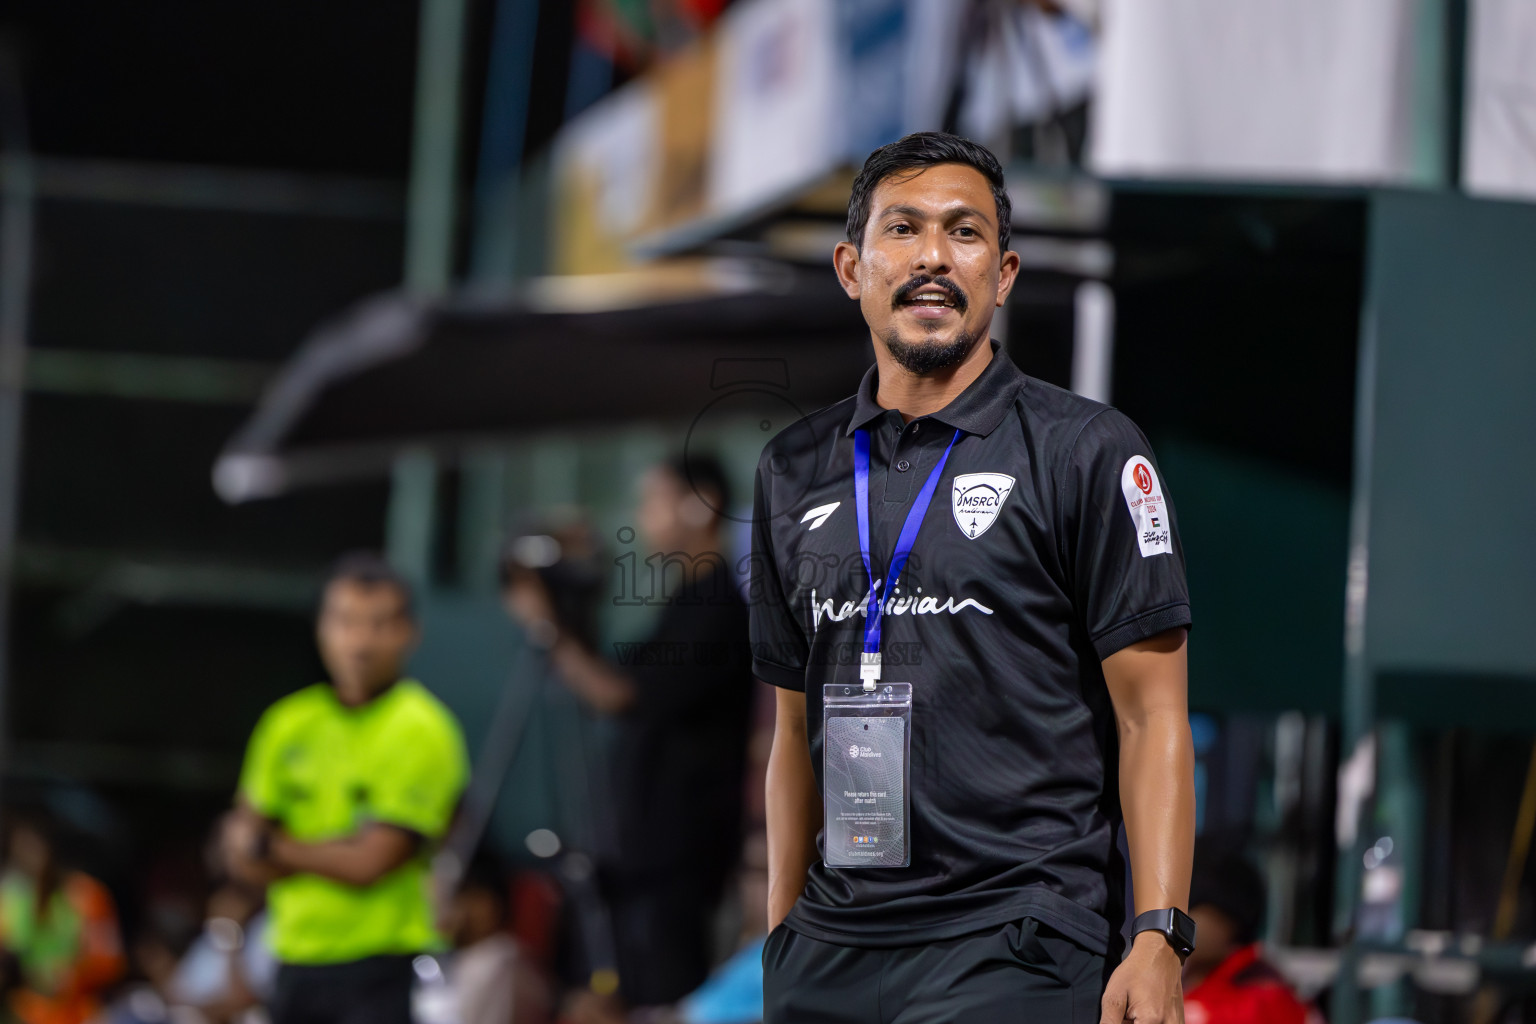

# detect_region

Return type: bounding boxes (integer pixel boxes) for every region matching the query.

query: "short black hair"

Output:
[1190,839,1267,945]
[847,132,1012,253]
[3,802,58,848]
[665,451,732,517]
[459,850,510,923]
[321,551,415,621]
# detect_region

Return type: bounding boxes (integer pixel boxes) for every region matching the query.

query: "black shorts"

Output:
[270,954,416,1024]
[763,917,1105,1024]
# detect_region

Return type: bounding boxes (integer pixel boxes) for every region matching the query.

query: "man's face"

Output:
[635,466,714,551]
[447,887,503,948]
[1185,903,1238,977]
[834,163,1019,373]
[316,579,417,706]
[7,823,51,878]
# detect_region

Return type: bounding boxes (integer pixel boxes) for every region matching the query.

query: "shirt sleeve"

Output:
[748,448,810,690]
[237,704,288,819]
[368,705,470,840]
[1063,408,1193,660]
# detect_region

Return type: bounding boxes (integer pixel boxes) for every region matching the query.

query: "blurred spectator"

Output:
[668,832,770,1024]
[162,881,275,1023]
[1183,840,1313,1024]
[503,455,754,1006]
[0,808,125,1024]
[100,821,274,1024]
[220,553,470,1024]
[561,835,770,1024]
[438,856,549,1024]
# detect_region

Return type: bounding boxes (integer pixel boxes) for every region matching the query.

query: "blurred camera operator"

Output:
[220,553,470,1024]
[502,455,753,1008]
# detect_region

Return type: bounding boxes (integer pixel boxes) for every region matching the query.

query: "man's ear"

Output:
[833,240,862,300]
[995,249,1022,307]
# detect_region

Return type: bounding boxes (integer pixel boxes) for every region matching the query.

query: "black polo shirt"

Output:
[748,340,1191,955]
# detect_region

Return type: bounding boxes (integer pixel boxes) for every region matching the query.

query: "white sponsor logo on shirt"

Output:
[800,501,841,530]
[808,584,995,631]
[951,473,1016,540]
[1121,456,1172,557]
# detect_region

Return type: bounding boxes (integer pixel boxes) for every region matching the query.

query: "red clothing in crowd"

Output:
[1184,944,1312,1024]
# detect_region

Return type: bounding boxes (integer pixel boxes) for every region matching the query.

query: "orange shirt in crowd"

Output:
[0,871,126,1024]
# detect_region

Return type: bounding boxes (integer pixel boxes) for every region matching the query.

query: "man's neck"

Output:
[872,335,993,423]
[334,676,400,709]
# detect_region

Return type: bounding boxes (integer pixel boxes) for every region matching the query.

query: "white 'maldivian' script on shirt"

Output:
[808,584,995,631]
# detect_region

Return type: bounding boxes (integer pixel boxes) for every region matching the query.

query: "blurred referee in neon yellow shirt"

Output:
[221,553,469,1024]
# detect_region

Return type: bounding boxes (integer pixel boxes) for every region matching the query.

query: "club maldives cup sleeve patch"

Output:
[823,683,912,868]
[1121,456,1172,557]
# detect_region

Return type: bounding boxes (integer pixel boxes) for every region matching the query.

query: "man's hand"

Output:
[1100,931,1185,1024]
[506,575,638,715]
[502,572,558,633]
[219,809,277,885]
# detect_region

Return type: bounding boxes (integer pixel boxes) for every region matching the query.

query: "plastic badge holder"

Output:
[822,682,912,869]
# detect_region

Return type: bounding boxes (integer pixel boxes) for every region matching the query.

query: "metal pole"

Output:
[0,49,36,798]
[1331,260,1383,1024]
[391,0,470,579]
[404,0,469,296]
[470,0,542,282]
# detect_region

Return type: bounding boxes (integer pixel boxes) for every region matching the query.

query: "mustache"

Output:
[892,275,968,312]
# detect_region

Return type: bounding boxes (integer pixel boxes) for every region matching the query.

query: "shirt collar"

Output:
[844,338,1027,438]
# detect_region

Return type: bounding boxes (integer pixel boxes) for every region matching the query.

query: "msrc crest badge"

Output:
[951,473,1015,540]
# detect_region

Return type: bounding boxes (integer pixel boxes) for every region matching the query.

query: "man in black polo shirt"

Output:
[751,133,1196,1023]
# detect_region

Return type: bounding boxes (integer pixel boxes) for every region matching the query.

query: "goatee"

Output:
[881,329,984,375]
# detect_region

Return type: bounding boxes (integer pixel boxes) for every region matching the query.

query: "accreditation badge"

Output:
[822,682,913,869]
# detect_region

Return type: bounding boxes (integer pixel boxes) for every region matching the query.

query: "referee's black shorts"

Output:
[269,954,415,1024]
[763,917,1105,1024]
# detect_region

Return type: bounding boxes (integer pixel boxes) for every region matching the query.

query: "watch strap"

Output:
[251,825,273,863]
[1131,907,1197,958]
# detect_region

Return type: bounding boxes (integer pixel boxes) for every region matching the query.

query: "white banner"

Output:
[1092,0,1419,184]
[550,81,660,272]
[1463,0,1536,202]
[708,0,840,218]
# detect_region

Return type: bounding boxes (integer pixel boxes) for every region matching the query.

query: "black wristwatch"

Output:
[250,824,274,864]
[1131,908,1197,960]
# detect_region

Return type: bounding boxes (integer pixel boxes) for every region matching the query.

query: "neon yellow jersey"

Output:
[238,679,469,965]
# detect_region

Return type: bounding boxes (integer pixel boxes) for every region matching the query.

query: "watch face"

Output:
[1172,909,1197,954]
[1135,909,1197,957]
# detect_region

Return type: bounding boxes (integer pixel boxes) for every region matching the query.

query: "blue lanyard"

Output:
[853,425,962,688]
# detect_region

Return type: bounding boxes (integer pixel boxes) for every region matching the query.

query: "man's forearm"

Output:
[548,635,637,715]
[766,692,821,930]
[1119,707,1195,915]
[269,835,375,886]
[269,826,417,888]
[228,855,288,887]
[1100,632,1193,1023]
